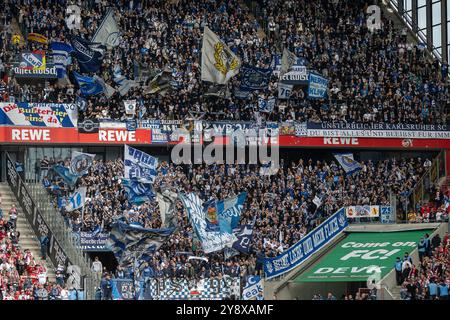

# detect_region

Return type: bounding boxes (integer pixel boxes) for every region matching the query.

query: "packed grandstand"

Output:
[0,0,449,301]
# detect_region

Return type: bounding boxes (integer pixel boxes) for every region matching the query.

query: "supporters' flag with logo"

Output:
[258,97,276,113]
[280,48,297,79]
[242,276,264,300]
[20,51,46,71]
[52,164,78,186]
[203,199,220,232]
[308,72,329,99]
[122,178,155,204]
[71,36,105,73]
[240,66,271,90]
[124,100,137,116]
[50,42,73,79]
[156,190,179,228]
[73,72,104,96]
[216,192,247,234]
[65,187,87,212]
[91,8,121,49]
[333,153,363,175]
[107,219,174,266]
[145,68,173,95]
[204,84,231,99]
[27,33,48,44]
[76,96,88,112]
[232,223,255,254]
[70,151,95,176]
[179,193,237,254]
[201,26,241,84]
[124,145,158,184]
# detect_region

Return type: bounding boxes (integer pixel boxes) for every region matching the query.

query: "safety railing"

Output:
[26,182,96,299]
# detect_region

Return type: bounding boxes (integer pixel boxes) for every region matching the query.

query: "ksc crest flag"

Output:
[180,193,237,254]
[333,153,362,175]
[201,26,241,84]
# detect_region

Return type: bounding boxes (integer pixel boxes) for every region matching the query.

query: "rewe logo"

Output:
[11,128,50,141]
[323,137,359,145]
[98,130,136,142]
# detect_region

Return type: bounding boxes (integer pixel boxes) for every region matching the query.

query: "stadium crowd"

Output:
[39,153,433,294]
[0,0,447,125]
[0,200,78,300]
[397,232,449,300]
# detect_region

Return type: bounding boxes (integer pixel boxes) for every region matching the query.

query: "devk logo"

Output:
[171,129,280,176]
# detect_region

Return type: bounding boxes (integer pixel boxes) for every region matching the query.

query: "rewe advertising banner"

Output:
[295,229,434,282]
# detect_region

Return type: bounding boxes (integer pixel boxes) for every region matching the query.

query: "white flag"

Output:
[124,100,137,116]
[91,8,121,48]
[280,48,297,79]
[65,187,87,212]
[201,26,241,84]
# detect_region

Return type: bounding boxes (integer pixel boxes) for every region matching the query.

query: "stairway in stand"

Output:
[0,183,56,282]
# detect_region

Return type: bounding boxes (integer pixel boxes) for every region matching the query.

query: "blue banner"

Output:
[232,223,254,254]
[70,36,105,73]
[240,66,271,90]
[122,178,155,204]
[52,164,78,186]
[77,232,109,251]
[50,42,72,78]
[124,145,159,184]
[308,73,328,99]
[264,208,348,279]
[73,72,104,96]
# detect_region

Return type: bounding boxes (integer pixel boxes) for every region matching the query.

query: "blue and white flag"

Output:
[76,96,88,112]
[91,8,121,49]
[232,222,255,254]
[50,42,72,78]
[122,178,155,204]
[111,279,134,300]
[258,97,276,113]
[308,72,328,99]
[203,192,247,234]
[52,164,78,186]
[107,220,174,266]
[278,82,293,99]
[240,66,271,90]
[242,276,264,300]
[333,153,362,175]
[73,72,104,96]
[113,65,137,96]
[70,151,95,176]
[216,192,247,234]
[179,193,237,254]
[71,36,105,73]
[156,190,179,228]
[124,145,159,184]
[65,187,87,212]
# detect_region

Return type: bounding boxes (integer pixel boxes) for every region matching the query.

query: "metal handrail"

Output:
[26,182,96,299]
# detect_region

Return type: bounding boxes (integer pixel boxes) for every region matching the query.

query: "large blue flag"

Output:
[107,219,174,266]
[50,42,72,78]
[124,145,158,184]
[203,192,247,234]
[73,71,104,96]
[179,193,237,254]
[52,164,78,186]
[333,153,363,175]
[70,36,105,73]
[122,178,155,204]
[240,66,271,90]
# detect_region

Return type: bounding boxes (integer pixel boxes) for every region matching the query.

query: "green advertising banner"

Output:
[295,229,433,283]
